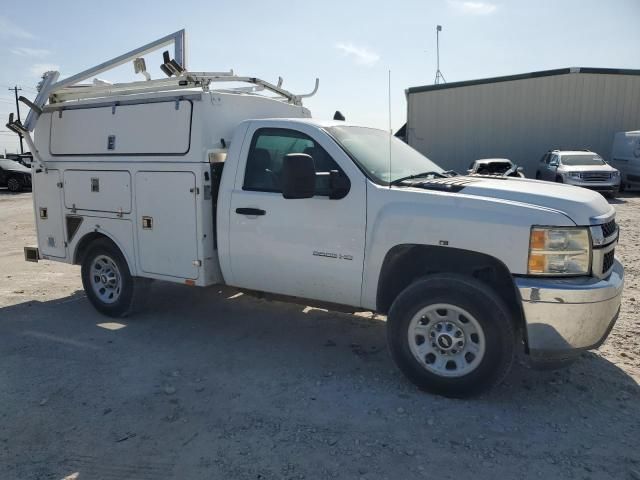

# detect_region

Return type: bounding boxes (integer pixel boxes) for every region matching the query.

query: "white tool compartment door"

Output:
[63,170,132,213]
[135,171,198,279]
[50,100,192,155]
[33,170,66,258]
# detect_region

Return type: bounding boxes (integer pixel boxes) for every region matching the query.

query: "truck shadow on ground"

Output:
[1,282,639,479]
[1,281,637,406]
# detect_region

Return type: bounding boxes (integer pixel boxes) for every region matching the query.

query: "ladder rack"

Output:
[14,29,319,132]
[49,72,319,106]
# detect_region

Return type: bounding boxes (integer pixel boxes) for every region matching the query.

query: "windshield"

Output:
[475,161,512,174]
[561,155,606,166]
[325,126,444,185]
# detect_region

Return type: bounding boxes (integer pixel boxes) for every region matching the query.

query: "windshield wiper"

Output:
[390,171,447,186]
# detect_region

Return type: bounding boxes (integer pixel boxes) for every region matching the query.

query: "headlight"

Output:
[528,227,591,276]
[612,171,620,177]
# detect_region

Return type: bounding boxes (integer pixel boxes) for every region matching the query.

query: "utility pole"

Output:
[434,25,446,85]
[8,86,24,154]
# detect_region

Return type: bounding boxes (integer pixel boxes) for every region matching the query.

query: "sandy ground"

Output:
[0,190,638,480]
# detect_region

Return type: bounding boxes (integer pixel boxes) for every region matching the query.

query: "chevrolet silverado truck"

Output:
[12,31,623,397]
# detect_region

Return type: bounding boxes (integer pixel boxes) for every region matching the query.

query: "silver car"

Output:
[536,150,620,196]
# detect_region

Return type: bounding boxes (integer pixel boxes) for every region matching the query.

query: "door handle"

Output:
[236,207,266,216]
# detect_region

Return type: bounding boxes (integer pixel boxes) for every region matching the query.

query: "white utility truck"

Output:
[8,31,624,397]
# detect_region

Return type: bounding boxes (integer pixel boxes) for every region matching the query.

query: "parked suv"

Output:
[0,158,32,192]
[536,150,620,196]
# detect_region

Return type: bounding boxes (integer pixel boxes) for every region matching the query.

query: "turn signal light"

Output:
[530,230,546,250]
[528,253,546,273]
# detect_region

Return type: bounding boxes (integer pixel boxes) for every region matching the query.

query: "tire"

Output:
[619,182,626,193]
[535,171,541,179]
[81,238,138,317]
[387,274,515,398]
[555,175,563,183]
[6,176,23,192]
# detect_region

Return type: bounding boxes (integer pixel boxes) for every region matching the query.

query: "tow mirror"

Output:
[281,153,316,199]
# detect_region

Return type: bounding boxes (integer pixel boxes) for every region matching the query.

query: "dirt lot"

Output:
[0,190,638,480]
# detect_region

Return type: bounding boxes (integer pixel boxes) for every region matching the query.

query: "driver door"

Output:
[227,121,367,306]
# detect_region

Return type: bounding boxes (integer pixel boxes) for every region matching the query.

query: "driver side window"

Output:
[243,128,343,196]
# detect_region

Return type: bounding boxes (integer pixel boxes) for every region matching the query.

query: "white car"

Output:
[467,158,524,177]
[536,150,620,196]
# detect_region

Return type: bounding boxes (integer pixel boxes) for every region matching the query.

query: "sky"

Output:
[1,0,639,154]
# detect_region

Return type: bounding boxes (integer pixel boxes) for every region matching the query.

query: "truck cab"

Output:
[14,31,624,398]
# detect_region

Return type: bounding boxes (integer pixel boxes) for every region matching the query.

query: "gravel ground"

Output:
[0,190,638,480]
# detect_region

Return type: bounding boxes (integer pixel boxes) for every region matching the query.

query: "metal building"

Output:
[405,67,640,175]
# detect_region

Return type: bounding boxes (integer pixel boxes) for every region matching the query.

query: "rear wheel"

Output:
[6,176,23,192]
[81,238,137,317]
[387,274,515,397]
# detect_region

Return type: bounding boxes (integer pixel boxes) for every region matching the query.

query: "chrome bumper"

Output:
[563,178,620,191]
[515,260,624,360]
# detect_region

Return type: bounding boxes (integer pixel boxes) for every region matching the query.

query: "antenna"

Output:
[434,25,446,84]
[388,69,392,189]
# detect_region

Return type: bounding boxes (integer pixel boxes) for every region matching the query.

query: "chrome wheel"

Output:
[89,254,122,304]
[407,303,486,378]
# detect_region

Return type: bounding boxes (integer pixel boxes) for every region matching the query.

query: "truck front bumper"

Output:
[515,260,624,361]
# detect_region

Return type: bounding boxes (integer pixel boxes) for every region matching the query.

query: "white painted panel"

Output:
[135,171,198,279]
[33,170,66,258]
[50,100,192,155]
[63,170,131,213]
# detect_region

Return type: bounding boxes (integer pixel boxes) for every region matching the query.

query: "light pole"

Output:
[434,25,446,85]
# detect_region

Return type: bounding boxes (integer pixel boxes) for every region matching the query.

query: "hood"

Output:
[415,176,614,225]
[558,164,617,173]
[0,161,30,173]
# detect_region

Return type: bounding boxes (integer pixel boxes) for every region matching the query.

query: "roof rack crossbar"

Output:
[50,72,319,106]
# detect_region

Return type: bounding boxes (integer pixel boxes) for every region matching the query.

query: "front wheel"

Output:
[81,238,137,317]
[387,274,515,397]
[6,177,23,192]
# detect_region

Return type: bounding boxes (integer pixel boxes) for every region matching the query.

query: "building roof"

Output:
[406,67,640,95]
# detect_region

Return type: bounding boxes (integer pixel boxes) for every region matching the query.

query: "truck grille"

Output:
[581,172,611,182]
[601,219,617,238]
[602,249,615,274]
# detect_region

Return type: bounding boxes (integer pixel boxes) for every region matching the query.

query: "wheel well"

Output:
[73,232,114,265]
[376,244,525,333]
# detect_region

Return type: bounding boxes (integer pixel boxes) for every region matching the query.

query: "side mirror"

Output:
[281,153,316,199]
[516,166,524,173]
[329,170,350,199]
